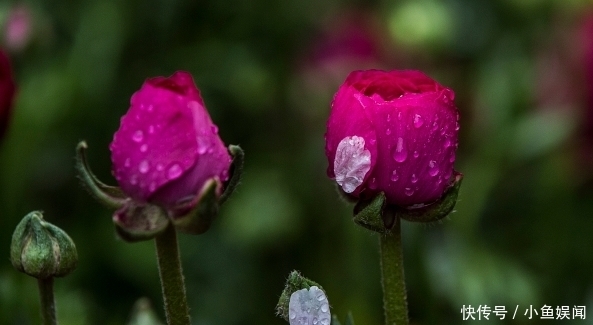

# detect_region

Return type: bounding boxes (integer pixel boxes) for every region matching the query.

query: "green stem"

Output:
[379,217,409,325]
[38,277,57,325]
[154,223,191,325]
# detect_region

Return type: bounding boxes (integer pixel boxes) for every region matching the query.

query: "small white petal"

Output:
[289,286,331,325]
[334,136,371,193]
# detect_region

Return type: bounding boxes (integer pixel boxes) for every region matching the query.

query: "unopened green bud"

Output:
[10,211,78,278]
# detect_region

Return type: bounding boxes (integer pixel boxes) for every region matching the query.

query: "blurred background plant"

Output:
[0,0,592,324]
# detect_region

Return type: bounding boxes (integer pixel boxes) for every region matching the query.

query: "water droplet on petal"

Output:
[405,188,414,196]
[429,160,440,176]
[167,163,183,180]
[321,304,329,313]
[455,122,460,131]
[387,113,391,122]
[386,128,391,135]
[413,151,419,158]
[391,170,399,182]
[198,146,207,154]
[148,125,155,134]
[139,160,150,174]
[140,144,148,152]
[449,154,456,163]
[156,163,164,171]
[398,112,402,120]
[392,137,407,162]
[132,130,144,142]
[124,158,131,167]
[211,125,218,134]
[413,114,424,128]
[444,138,452,148]
[290,311,297,320]
[147,105,154,112]
[411,174,418,183]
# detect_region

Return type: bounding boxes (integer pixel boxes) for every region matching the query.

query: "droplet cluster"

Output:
[288,286,331,325]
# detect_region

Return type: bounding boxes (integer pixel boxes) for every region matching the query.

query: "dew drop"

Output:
[398,112,402,120]
[413,114,424,128]
[198,146,207,154]
[148,125,155,134]
[156,163,164,171]
[140,144,148,153]
[139,160,150,174]
[321,319,330,325]
[455,122,460,131]
[316,293,326,301]
[387,113,391,122]
[391,170,399,182]
[132,130,144,142]
[147,104,154,112]
[211,125,219,134]
[411,174,418,183]
[392,137,407,162]
[405,188,414,196]
[449,154,456,163]
[444,138,452,148]
[386,128,391,135]
[167,163,183,179]
[124,158,131,167]
[413,151,419,158]
[428,160,440,176]
[321,304,329,313]
[290,312,296,320]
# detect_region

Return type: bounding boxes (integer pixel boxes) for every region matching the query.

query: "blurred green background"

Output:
[1,0,593,324]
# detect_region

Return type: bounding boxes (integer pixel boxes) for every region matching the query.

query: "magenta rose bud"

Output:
[0,50,16,140]
[109,71,231,209]
[325,69,459,207]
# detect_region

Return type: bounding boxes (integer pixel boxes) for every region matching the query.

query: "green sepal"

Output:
[353,172,464,232]
[127,297,164,325]
[276,270,325,322]
[113,201,170,242]
[75,141,127,209]
[353,192,388,233]
[219,145,244,205]
[398,172,463,223]
[11,211,78,278]
[171,178,222,235]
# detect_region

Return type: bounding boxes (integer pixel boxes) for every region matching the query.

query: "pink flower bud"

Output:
[110,71,231,209]
[325,69,459,206]
[0,50,16,140]
[4,5,32,52]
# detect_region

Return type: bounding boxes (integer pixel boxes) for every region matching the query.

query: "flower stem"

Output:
[37,277,56,325]
[154,223,191,325]
[379,217,409,325]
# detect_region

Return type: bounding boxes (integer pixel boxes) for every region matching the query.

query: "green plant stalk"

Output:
[38,277,57,325]
[154,223,191,325]
[379,217,409,325]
